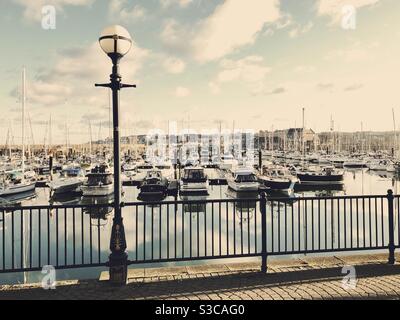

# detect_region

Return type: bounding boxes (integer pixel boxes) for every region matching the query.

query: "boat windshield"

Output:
[87,175,112,186]
[235,174,257,183]
[146,171,162,179]
[183,169,206,180]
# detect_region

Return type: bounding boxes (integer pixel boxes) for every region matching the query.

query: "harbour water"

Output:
[1,168,398,285]
[11,168,400,206]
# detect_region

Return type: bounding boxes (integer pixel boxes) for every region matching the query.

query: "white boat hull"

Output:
[0,182,36,197]
[48,179,83,195]
[180,182,208,194]
[81,184,114,197]
[227,181,259,192]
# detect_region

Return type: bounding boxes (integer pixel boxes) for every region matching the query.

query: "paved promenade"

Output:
[1,253,400,300]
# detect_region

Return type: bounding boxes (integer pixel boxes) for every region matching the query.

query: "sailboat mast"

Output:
[22,67,26,175]
[302,108,305,163]
[392,108,397,158]
[49,114,52,155]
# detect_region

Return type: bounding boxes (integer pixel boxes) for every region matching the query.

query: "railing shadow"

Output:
[0,262,399,300]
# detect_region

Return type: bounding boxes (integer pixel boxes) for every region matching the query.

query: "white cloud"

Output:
[12,0,95,22]
[175,86,191,97]
[160,19,191,54]
[16,41,149,110]
[163,57,186,74]
[217,56,270,84]
[325,47,371,63]
[160,0,193,9]
[289,21,313,38]
[192,0,281,62]
[209,55,271,94]
[109,0,146,23]
[28,82,72,106]
[317,0,381,24]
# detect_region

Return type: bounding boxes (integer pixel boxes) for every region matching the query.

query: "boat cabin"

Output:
[144,170,163,184]
[182,167,207,182]
[231,169,257,183]
[86,164,113,186]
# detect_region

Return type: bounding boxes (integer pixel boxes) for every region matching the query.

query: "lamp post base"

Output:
[109,252,128,285]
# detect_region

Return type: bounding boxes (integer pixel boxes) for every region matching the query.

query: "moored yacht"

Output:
[343,158,366,168]
[81,164,114,197]
[48,165,85,196]
[219,153,238,171]
[296,166,344,186]
[0,171,36,198]
[226,167,259,192]
[258,166,298,194]
[180,166,209,194]
[138,170,169,199]
[368,159,394,172]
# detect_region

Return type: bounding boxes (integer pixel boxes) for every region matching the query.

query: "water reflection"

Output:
[180,195,207,213]
[295,183,345,194]
[81,196,114,226]
[49,192,82,206]
[225,190,257,223]
[0,190,36,206]
[137,192,167,203]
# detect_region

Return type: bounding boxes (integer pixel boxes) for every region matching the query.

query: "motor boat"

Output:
[329,156,346,168]
[368,159,395,172]
[343,158,366,168]
[34,165,51,187]
[226,167,259,192]
[154,160,174,179]
[121,162,137,183]
[258,166,298,194]
[219,153,238,171]
[81,164,114,197]
[180,167,209,194]
[296,166,344,186]
[138,170,169,199]
[136,162,154,174]
[0,171,36,198]
[48,165,85,196]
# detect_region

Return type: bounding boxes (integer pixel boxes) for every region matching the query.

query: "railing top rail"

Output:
[0,203,114,211]
[267,194,389,202]
[0,193,393,211]
[124,198,260,206]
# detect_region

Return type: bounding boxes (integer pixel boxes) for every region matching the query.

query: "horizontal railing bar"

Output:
[0,194,391,211]
[0,203,114,211]
[0,263,108,274]
[127,253,261,265]
[268,246,388,256]
[267,195,387,202]
[124,198,260,206]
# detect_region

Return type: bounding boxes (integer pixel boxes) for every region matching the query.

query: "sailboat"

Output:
[0,68,36,199]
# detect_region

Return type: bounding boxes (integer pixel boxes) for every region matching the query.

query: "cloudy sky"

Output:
[0,0,399,144]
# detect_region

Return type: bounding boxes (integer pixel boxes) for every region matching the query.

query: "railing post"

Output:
[387,189,396,265]
[261,192,267,273]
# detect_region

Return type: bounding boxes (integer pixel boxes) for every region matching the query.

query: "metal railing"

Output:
[0,190,398,274]
[0,204,110,273]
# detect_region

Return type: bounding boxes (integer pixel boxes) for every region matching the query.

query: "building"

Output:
[259,128,319,152]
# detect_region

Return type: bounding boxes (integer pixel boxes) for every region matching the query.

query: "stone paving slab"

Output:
[225,262,260,272]
[145,266,187,278]
[100,268,145,281]
[186,264,229,275]
[299,256,343,266]
[2,254,400,300]
[336,254,386,265]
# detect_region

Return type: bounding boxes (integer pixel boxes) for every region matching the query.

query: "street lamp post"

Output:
[96,25,136,285]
